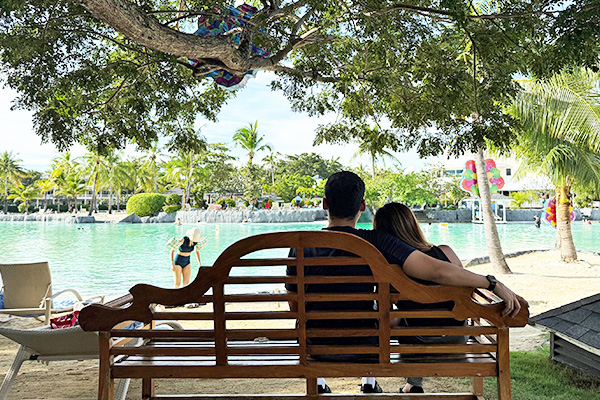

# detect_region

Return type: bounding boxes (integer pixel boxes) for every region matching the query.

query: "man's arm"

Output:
[402,251,528,318]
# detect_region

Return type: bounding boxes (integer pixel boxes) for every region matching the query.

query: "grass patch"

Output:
[481,345,600,400]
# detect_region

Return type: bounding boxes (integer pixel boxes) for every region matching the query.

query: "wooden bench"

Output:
[79,231,529,399]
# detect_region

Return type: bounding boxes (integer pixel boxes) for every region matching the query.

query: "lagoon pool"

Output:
[0,221,598,297]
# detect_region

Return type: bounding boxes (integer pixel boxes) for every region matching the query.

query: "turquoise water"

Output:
[0,221,598,297]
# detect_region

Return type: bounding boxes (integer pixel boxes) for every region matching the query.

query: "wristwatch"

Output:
[486,275,498,291]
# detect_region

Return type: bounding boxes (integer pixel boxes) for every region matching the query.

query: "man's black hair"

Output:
[324,171,365,219]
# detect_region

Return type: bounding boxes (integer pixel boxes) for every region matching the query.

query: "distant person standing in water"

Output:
[534,215,541,228]
[170,228,202,288]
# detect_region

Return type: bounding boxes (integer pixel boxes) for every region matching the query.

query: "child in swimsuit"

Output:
[170,227,202,288]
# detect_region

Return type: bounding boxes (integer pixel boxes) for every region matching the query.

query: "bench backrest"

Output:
[79,231,528,364]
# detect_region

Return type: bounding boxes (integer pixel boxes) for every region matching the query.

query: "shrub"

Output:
[163,204,181,214]
[166,193,182,205]
[126,193,166,217]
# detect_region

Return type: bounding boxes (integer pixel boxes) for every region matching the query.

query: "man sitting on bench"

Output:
[285,171,527,394]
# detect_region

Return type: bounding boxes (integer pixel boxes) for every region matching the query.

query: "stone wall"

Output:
[417,208,586,222]
[0,214,96,223]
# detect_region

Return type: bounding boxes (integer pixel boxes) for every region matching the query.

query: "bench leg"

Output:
[142,378,155,399]
[98,333,114,400]
[497,328,511,400]
[306,377,318,397]
[473,376,484,399]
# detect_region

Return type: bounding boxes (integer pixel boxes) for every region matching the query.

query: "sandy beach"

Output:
[1,250,600,398]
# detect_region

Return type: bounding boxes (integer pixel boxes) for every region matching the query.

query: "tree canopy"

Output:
[2,1,600,155]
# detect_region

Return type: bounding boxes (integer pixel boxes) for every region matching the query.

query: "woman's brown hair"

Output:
[373,202,433,252]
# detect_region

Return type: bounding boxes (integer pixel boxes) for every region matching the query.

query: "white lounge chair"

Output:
[0,298,182,399]
[0,262,104,325]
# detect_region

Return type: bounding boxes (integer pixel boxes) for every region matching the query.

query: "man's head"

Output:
[323,171,365,220]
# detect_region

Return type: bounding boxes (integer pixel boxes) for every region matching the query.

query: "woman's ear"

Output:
[359,200,366,212]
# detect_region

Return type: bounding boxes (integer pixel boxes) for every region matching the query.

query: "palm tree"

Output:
[351,126,400,179]
[56,173,87,211]
[8,184,40,214]
[262,151,280,186]
[164,151,199,208]
[509,67,600,262]
[81,149,111,216]
[36,179,56,212]
[233,121,271,165]
[50,152,78,179]
[123,157,152,194]
[104,152,128,214]
[143,141,165,193]
[0,151,25,214]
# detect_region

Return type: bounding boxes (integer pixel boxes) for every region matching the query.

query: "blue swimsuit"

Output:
[173,237,197,268]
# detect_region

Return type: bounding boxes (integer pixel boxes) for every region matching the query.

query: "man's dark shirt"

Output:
[285,226,416,346]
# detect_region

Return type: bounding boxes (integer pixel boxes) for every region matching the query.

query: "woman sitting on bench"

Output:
[374,202,467,394]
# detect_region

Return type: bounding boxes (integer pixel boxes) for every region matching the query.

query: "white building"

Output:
[436,154,554,208]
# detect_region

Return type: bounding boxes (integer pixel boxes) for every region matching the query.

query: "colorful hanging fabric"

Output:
[189,4,271,90]
[460,159,505,197]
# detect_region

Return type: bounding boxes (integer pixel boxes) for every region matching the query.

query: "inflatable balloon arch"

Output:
[460,159,505,197]
[542,197,575,228]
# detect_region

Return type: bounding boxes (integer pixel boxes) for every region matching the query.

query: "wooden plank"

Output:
[224,294,296,302]
[110,330,216,339]
[391,326,498,336]
[233,258,296,266]
[150,395,478,400]
[142,378,154,400]
[98,332,114,400]
[112,346,300,356]
[302,276,376,284]
[496,328,511,400]
[390,343,496,354]
[306,311,379,319]
[112,362,498,379]
[226,276,296,284]
[305,329,379,337]
[473,376,484,396]
[390,310,455,318]
[213,284,227,366]
[306,346,380,355]
[302,257,368,266]
[296,246,307,365]
[304,293,379,302]
[379,283,391,363]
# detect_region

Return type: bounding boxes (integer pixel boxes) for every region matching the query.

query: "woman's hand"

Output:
[171,263,177,272]
[493,282,529,318]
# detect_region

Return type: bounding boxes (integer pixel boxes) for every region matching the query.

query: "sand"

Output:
[1,250,599,398]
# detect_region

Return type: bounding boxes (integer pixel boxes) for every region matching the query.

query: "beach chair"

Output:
[283,203,292,210]
[0,262,104,325]
[0,295,183,400]
[272,202,280,210]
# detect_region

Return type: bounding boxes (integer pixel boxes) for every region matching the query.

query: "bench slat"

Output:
[111,361,497,378]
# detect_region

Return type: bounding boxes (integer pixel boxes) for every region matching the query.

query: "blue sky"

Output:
[1,71,439,173]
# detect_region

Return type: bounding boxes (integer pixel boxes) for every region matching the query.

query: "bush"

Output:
[166,193,182,205]
[98,204,108,210]
[126,193,166,217]
[163,204,181,214]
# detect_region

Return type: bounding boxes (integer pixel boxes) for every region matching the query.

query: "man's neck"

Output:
[327,216,359,228]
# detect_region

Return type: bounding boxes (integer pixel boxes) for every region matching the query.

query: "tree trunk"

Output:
[3,177,7,214]
[556,186,578,262]
[43,193,48,212]
[475,147,512,274]
[154,169,158,193]
[108,184,113,214]
[371,153,376,179]
[88,171,98,216]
